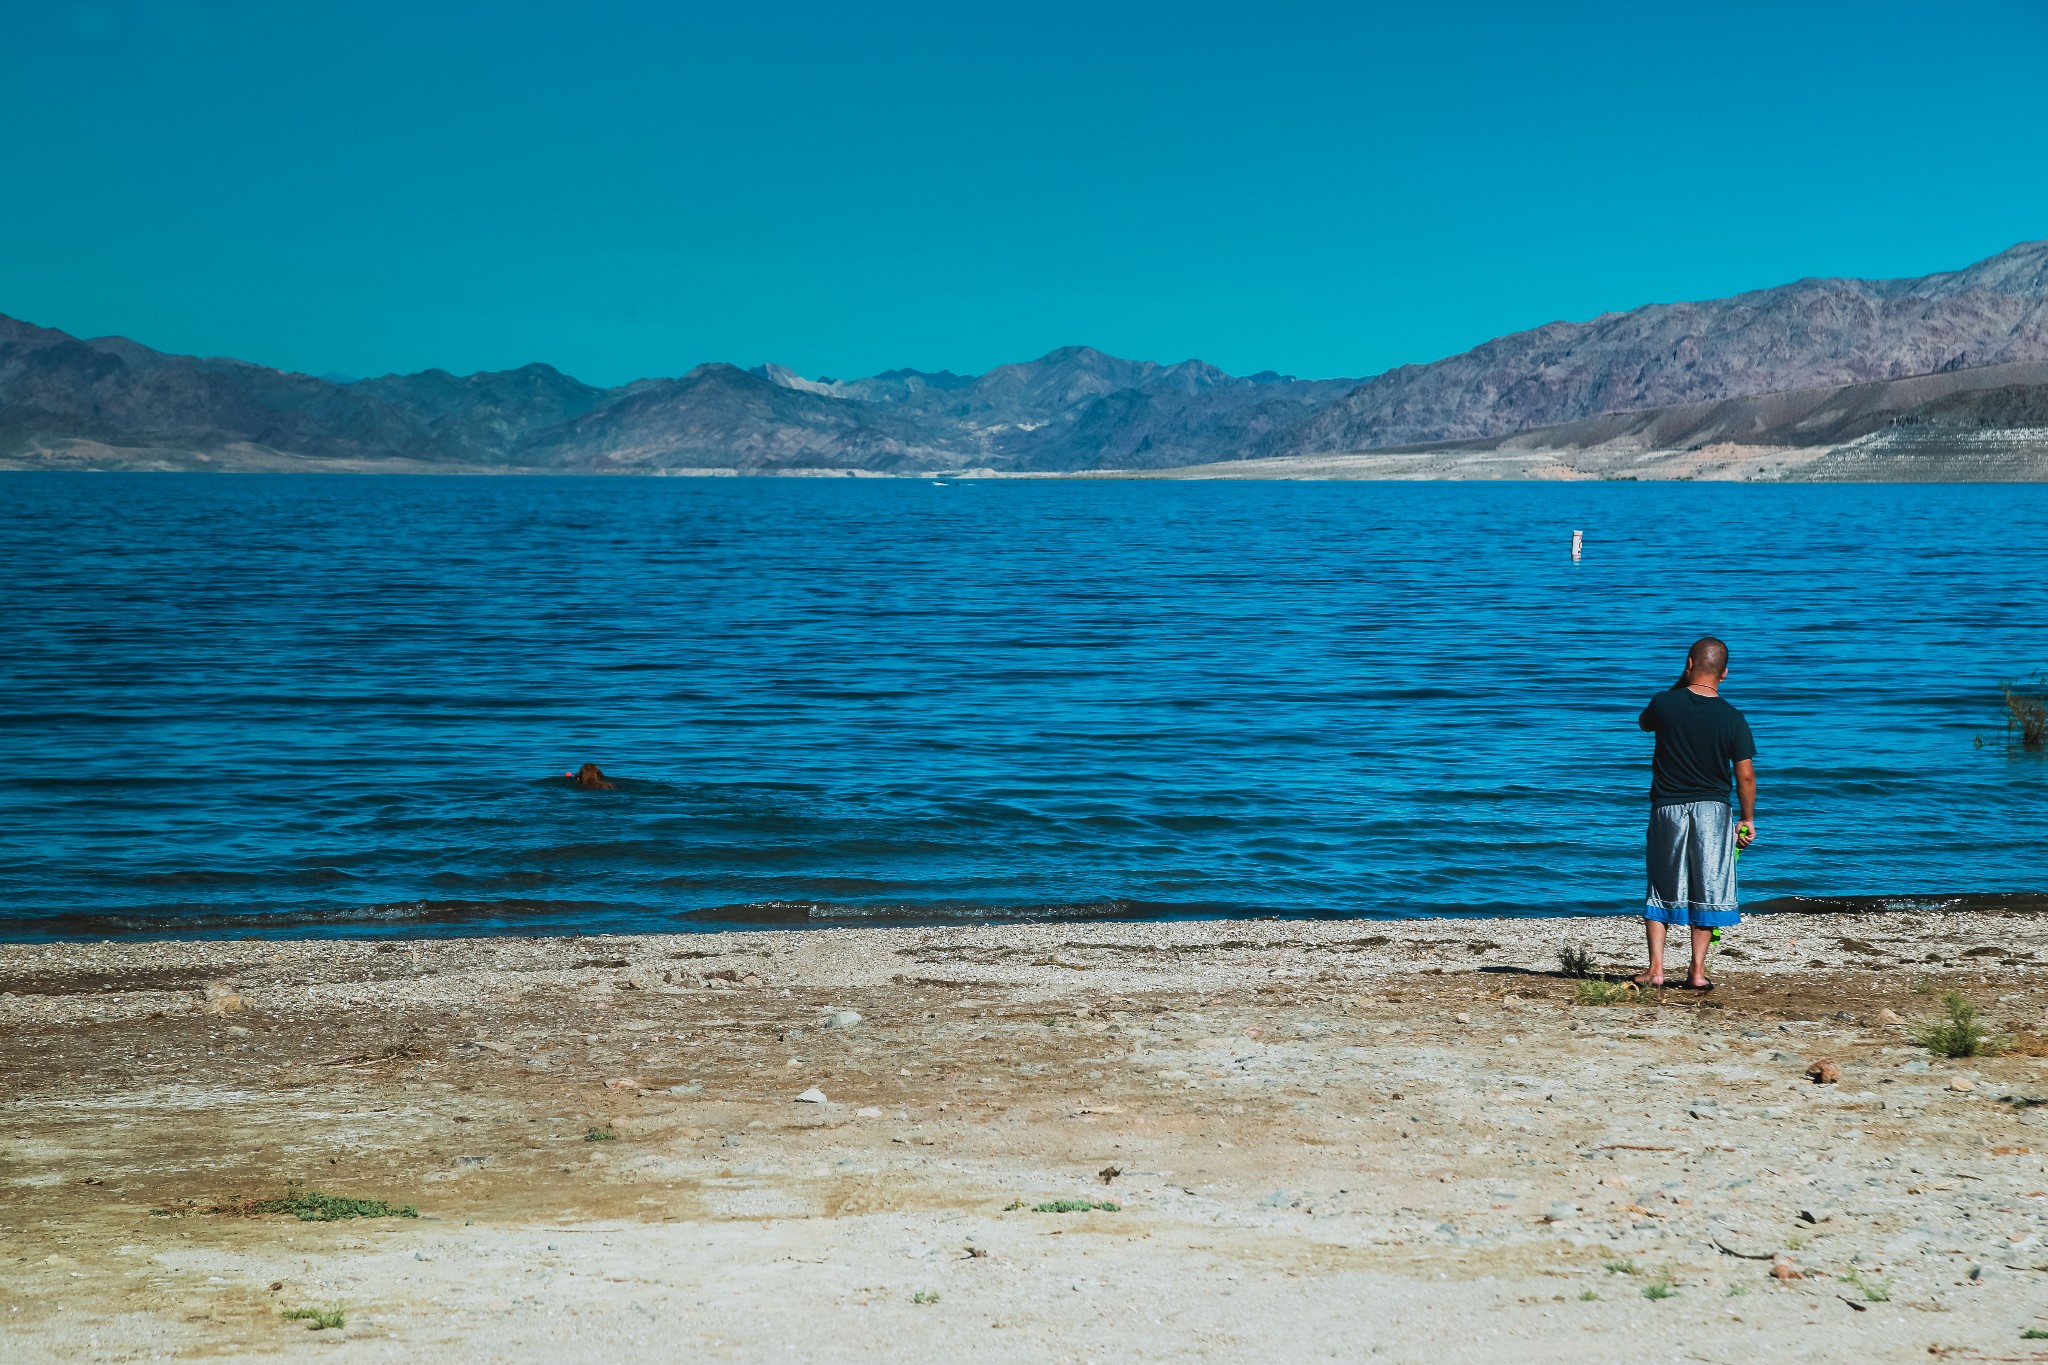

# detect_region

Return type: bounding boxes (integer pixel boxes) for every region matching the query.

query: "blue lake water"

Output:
[4,473,2046,940]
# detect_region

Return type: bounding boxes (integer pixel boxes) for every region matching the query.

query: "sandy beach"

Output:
[4,913,2047,1362]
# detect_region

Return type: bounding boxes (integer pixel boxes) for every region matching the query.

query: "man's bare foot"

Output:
[1632,973,1664,987]
[1686,977,1714,991]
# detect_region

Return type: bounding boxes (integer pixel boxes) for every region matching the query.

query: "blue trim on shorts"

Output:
[1644,901,1739,929]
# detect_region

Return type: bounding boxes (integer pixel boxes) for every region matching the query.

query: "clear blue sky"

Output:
[4,1,2045,386]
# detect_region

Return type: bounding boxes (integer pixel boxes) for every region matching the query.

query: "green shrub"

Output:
[281,1304,345,1330]
[1914,992,2012,1058]
[1031,1200,1120,1213]
[1558,943,1595,979]
[220,1183,417,1222]
[1573,980,1641,1006]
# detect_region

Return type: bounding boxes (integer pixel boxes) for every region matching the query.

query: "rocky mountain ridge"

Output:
[4,239,2046,474]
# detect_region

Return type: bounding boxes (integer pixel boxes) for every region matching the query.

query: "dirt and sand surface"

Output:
[5,912,2047,1363]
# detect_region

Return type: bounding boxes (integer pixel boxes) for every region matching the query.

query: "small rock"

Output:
[1544,1202,1578,1222]
[1770,1257,1804,1281]
[667,1083,703,1096]
[1899,1060,1930,1074]
[1454,1012,1471,1024]
[602,1076,642,1090]
[1806,1058,1841,1085]
[225,1025,251,1038]
[822,1010,863,1030]
[855,1106,882,1118]
[1879,1008,1904,1024]
[796,1087,828,1104]
[1948,1077,1975,1092]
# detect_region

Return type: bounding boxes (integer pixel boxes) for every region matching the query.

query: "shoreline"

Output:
[6,452,2048,482]
[9,892,2048,945]
[6,911,2047,1360]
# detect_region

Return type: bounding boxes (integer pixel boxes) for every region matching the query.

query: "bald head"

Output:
[1688,636,1729,678]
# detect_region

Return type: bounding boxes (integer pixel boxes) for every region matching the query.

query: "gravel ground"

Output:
[3,912,2047,1362]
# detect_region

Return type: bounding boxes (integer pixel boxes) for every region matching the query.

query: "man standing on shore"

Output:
[1636,637,1757,990]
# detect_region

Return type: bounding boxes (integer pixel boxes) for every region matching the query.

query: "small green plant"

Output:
[1574,980,1641,1006]
[1914,991,2013,1059]
[1911,976,1938,995]
[2002,676,2047,750]
[584,1129,617,1142]
[1031,1199,1120,1213]
[912,1290,940,1305]
[1558,943,1595,979]
[1842,1269,1893,1302]
[1003,1199,1025,1211]
[1578,1288,1598,1301]
[281,1304,345,1330]
[1786,1233,1807,1251]
[216,1184,417,1222]
[1604,1259,1640,1276]
[1726,1283,1747,1298]
[1640,1266,1679,1300]
[2021,1327,2048,1340]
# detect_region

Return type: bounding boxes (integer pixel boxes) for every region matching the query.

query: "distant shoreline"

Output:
[7,442,2046,482]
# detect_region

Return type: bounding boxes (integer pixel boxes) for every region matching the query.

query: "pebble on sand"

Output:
[796,1087,828,1104]
[1806,1058,1840,1085]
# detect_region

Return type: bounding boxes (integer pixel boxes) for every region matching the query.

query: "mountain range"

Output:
[4,240,2047,476]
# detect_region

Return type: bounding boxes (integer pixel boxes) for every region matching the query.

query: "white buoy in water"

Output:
[1571,528,1583,560]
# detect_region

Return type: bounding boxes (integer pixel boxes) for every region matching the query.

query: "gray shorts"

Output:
[1645,800,1739,928]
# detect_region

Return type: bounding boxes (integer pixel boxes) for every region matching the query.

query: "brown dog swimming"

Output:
[567,763,617,790]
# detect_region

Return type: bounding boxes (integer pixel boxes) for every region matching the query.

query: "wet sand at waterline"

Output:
[5,915,2048,1362]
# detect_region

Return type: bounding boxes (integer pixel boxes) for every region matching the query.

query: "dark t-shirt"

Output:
[1644,687,1756,807]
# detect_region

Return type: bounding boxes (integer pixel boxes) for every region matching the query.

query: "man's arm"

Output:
[1638,699,1657,732]
[1734,758,1757,845]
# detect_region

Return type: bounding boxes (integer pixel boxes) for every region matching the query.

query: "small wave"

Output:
[0,898,619,938]
[1746,892,2048,916]
[677,897,1179,927]
[129,867,358,888]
